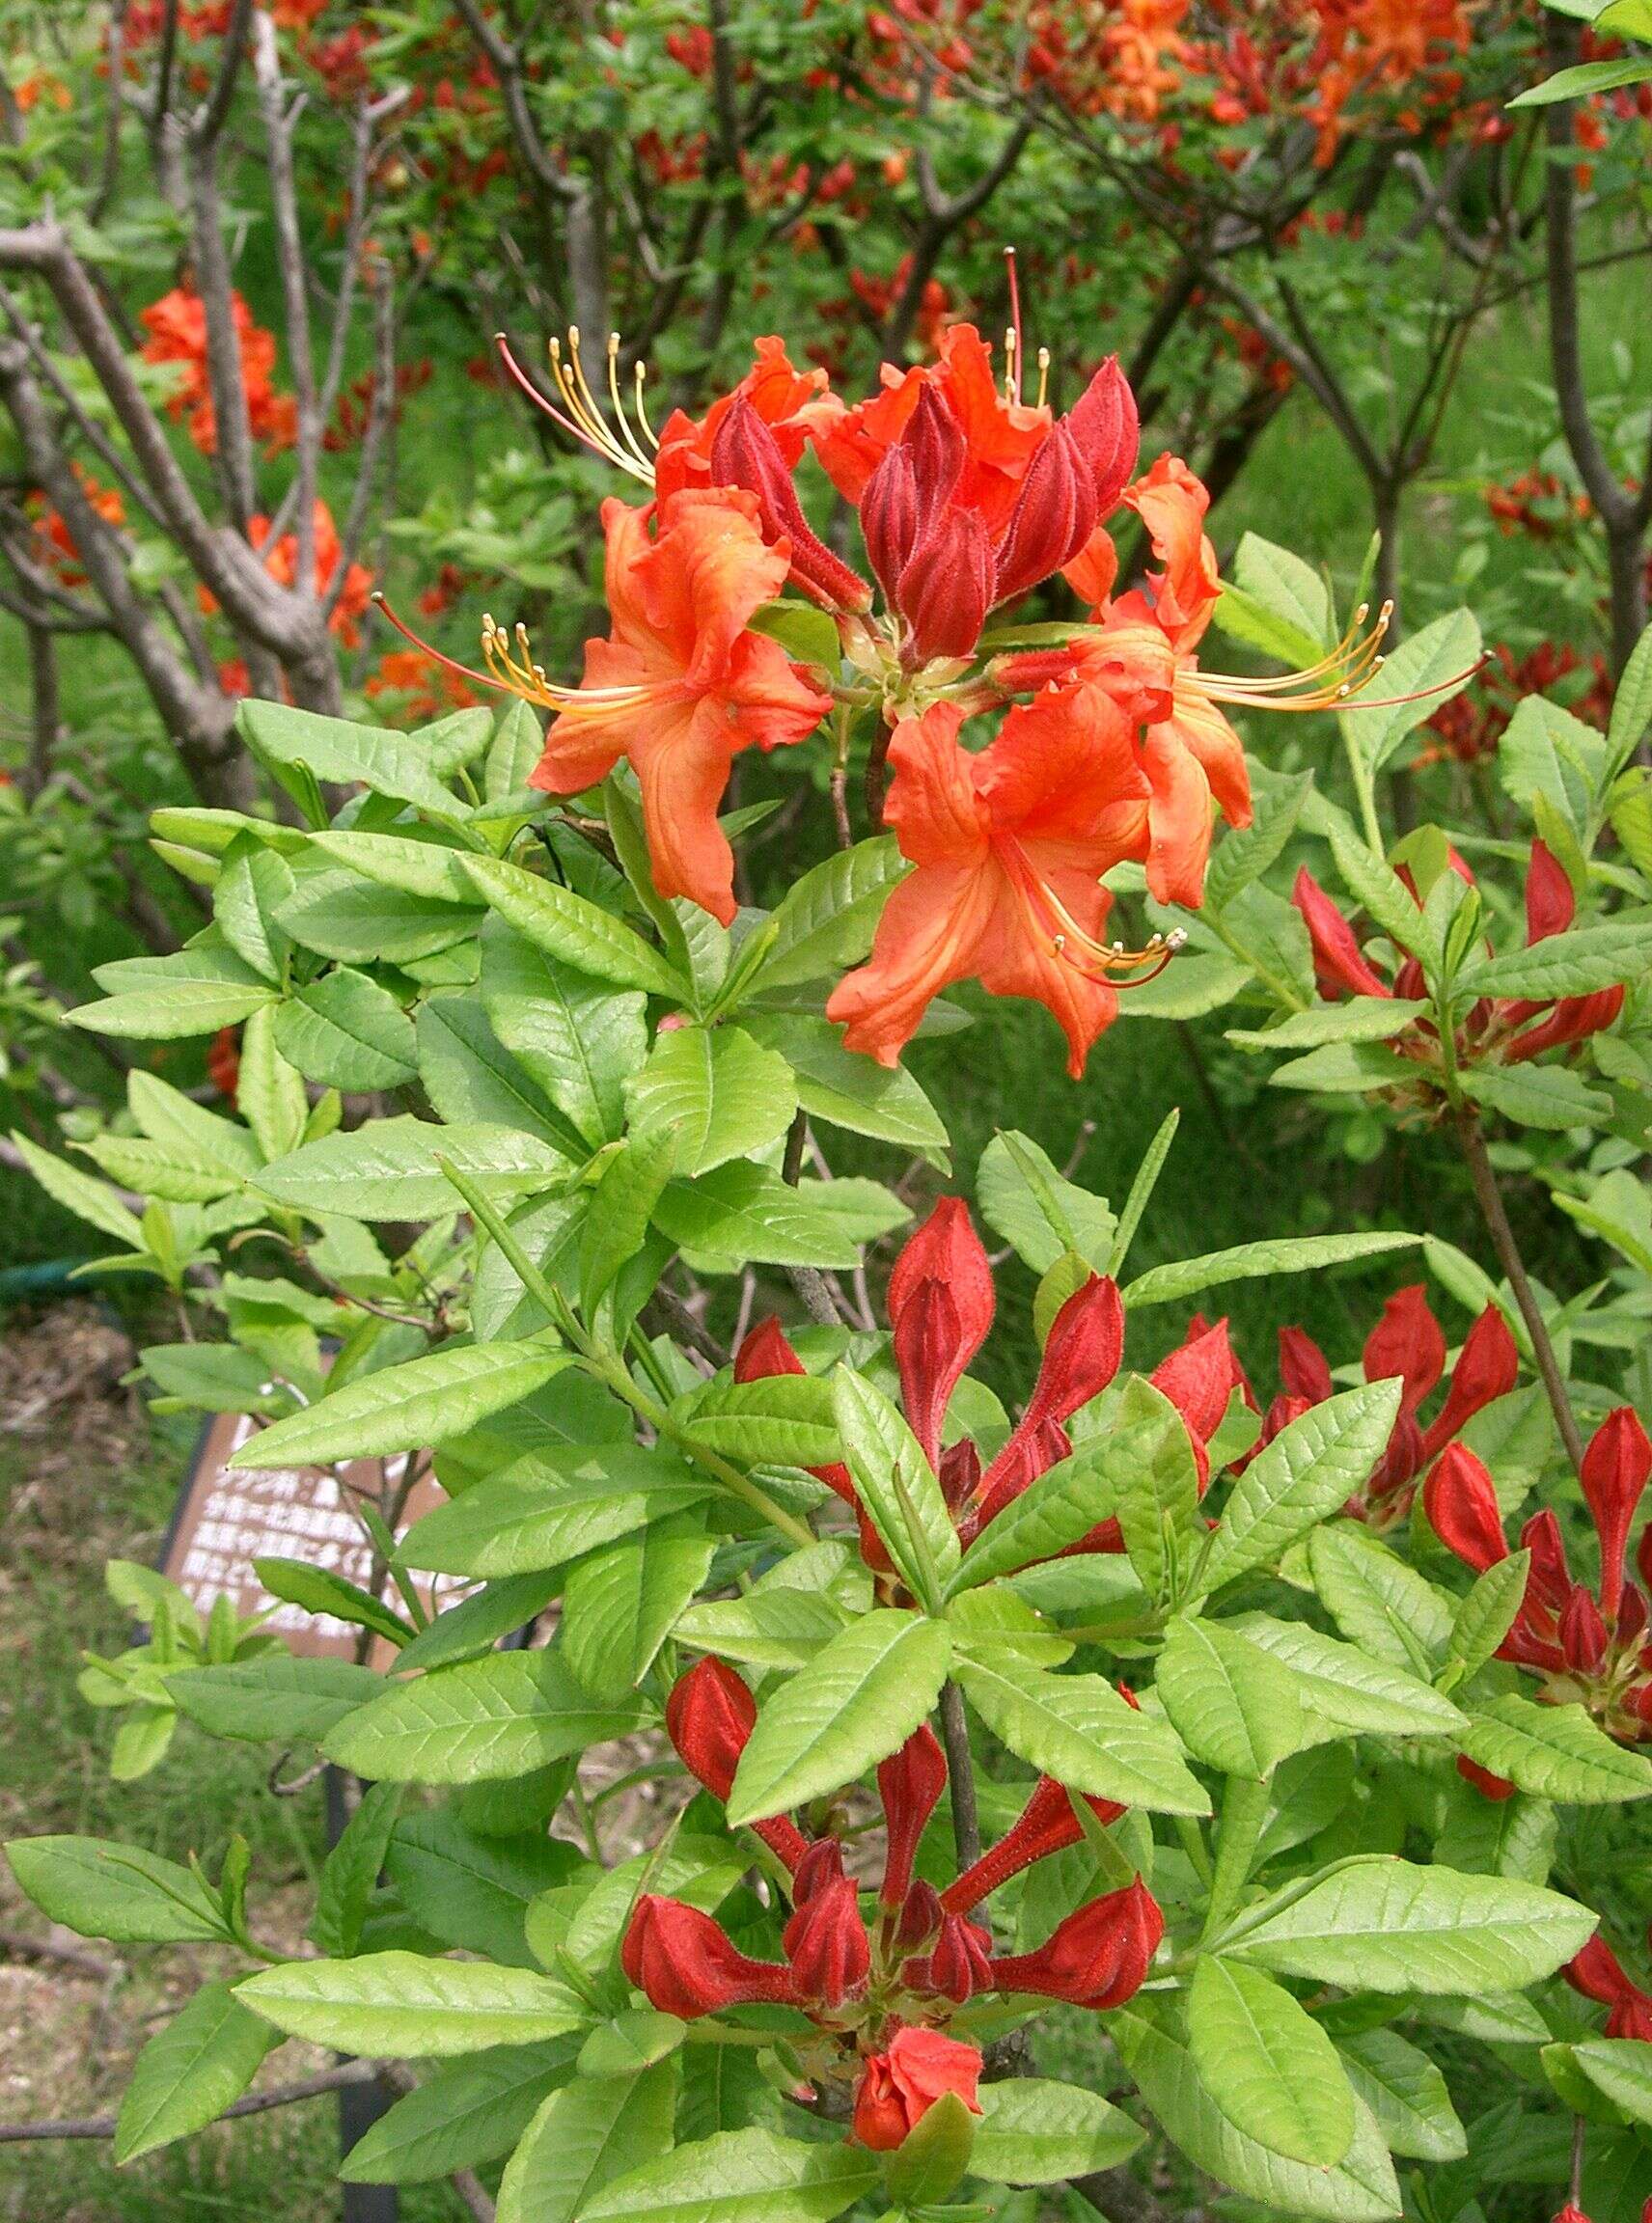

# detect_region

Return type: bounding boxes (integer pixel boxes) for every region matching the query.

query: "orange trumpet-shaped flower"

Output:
[529,490,833,923]
[825,688,1163,1078]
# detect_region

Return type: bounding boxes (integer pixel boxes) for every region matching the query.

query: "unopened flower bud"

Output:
[1420,1304,1519,1459]
[1291,867,1392,1002]
[1456,1754,1516,1801]
[1422,1444,1508,1573]
[782,1874,870,2009]
[987,1876,1163,2009]
[1581,1407,1652,1620]
[894,1878,944,1955]
[909,1910,993,2002]
[789,1835,846,1907]
[861,444,920,604]
[1279,1326,1335,1404]
[902,384,966,523]
[994,424,1098,604]
[666,1656,810,1870]
[621,1894,799,2018]
[943,1774,1124,1913]
[897,505,995,663]
[1062,355,1140,516]
[887,1198,995,1467]
[1560,1583,1610,1675]
[710,394,871,612]
[878,1723,948,1908]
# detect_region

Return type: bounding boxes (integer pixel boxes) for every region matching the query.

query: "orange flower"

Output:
[140,285,296,456]
[826,689,1160,1078]
[529,491,832,923]
[250,501,374,647]
[652,336,842,509]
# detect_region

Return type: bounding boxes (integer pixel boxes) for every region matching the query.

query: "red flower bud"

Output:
[908,1910,994,2002]
[1062,356,1140,516]
[782,1873,870,2009]
[1363,1285,1446,1414]
[1457,1754,1516,1800]
[898,504,995,662]
[622,1894,799,2017]
[1565,1933,1652,2041]
[666,1657,810,1870]
[942,1775,1124,1913]
[994,424,1098,604]
[975,1276,1124,1524]
[790,1835,846,1906]
[894,1878,944,1955]
[1291,867,1392,1002]
[1618,1580,1648,1649]
[1151,1317,1244,1483]
[852,2024,982,2151]
[709,394,871,613]
[903,385,966,523]
[1503,987,1626,1063]
[887,1197,996,1467]
[878,1723,949,1908]
[861,444,920,604]
[938,1434,981,1510]
[1581,1407,1652,1620]
[1422,1444,1508,1573]
[1525,837,1575,946]
[1278,1325,1335,1405]
[988,1876,1163,2009]
[1420,1304,1520,1460]
[1560,1582,1610,1675]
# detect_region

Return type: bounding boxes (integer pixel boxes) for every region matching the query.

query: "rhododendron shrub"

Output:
[7,277,1652,2223]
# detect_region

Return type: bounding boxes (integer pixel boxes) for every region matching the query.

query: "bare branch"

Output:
[185,128,260,532]
[192,0,254,151]
[92,0,134,224]
[0,2063,382,2146]
[252,10,319,590]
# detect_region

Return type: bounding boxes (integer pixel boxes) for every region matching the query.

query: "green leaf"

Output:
[1608,623,1652,775]
[1460,1694,1652,1803]
[386,1809,580,1964]
[951,1657,1208,1815]
[486,701,546,801]
[759,837,905,988]
[1113,2006,1400,2222]
[1341,611,1481,779]
[653,1164,908,1271]
[481,915,646,1148]
[950,1408,1178,1595]
[1446,1553,1532,1686]
[1231,534,1332,656]
[228,1337,567,1467]
[114,1982,283,2163]
[8,1131,144,1249]
[255,1116,566,1220]
[971,2077,1144,2184]
[579,2127,878,2223]
[128,1071,262,1180]
[324,1648,647,1783]
[1307,1523,1453,1674]
[1156,1618,1306,1779]
[1335,2028,1466,2161]
[1108,1110,1179,1277]
[977,1129,1115,1274]
[1188,1959,1355,2167]
[683,1372,840,1468]
[272,968,419,1090]
[5,1836,225,1942]
[1227,998,1426,1052]
[275,867,477,966]
[1456,919,1652,1002]
[1227,1856,1596,1993]
[238,700,462,813]
[307,830,482,903]
[1228,1614,1467,1742]
[832,1370,958,1606]
[624,1025,795,1175]
[562,1522,715,1693]
[675,1587,851,1672]
[254,1557,412,1648]
[1325,818,1429,965]
[168,1658,382,1745]
[71,949,280,1039]
[744,1012,949,1166]
[235,1006,309,1161]
[498,2060,679,2223]
[725,1611,950,1825]
[416,996,574,1151]
[342,2041,578,2184]
[236,1952,587,2056]
[1198,1383,1403,1593]
[1508,54,1652,103]
[312,1782,401,1960]
[461,854,685,997]
[581,1126,677,1315]
[402,1445,709,1578]
[1567,2039,1652,2127]
[1463,1064,1611,1131]
[885,2089,977,2207]
[1123,1232,1418,1311]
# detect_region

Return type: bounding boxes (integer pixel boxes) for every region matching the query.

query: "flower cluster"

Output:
[736,1195,1242,1588]
[1425,1407,1652,1743]
[381,314,1415,1077]
[1248,1284,1519,1529]
[1293,837,1628,1086]
[627,1654,1162,2147]
[140,285,296,457]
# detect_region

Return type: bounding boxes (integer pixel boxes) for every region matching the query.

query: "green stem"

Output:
[1200,1774,1271,1944]
[1173,1815,1213,1890]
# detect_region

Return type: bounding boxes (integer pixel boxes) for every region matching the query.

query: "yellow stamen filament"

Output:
[605,333,656,473]
[494,328,657,488]
[1029,866,1188,987]
[480,613,647,709]
[1004,325,1018,407]
[1198,601,1392,711]
[632,359,660,453]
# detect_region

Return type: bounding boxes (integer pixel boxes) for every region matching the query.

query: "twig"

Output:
[0,1927,118,1981]
[0,2063,381,2145]
[1455,1107,1584,1475]
[938,1682,980,1869]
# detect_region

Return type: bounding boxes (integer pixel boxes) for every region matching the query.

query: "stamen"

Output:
[633,360,659,453]
[606,333,655,472]
[371,590,496,692]
[1032,864,1189,985]
[1199,601,1401,713]
[1035,346,1050,411]
[1004,327,1018,407]
[369,592,647,714]
[1004,246,1024,407]
[493,329,655,487]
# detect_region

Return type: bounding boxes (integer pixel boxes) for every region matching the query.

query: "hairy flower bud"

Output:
[974,1276,1124,1525]
[789,1835,846,1906]
[622,1895,799,2018]
[852,2024,982,2152]
[908,1910,994,2002]
[1279,1326,1335,1404]
[710,394,871,613]
[943,1774,1124,1913]
[782,1874,870,2009]
[894,1878,944,1956]
[1457,1754,1517,1801]
[903,384,966,524]
[665,1657,810,1870]
[1581,1407,1652,1620]
[1291,867,1392,1002]
[1063,355,1140,516]
[1565,1933,1652,2042]
[1363,1285,1446,1413]
[1560,1583,1610,1675]
[887,1198,996,1467]
[898,504,995,663]
[878,1724,949,1908]
[1421,1304,1520,1460]
[988,1877,1163,2009]
[1422,1444,1508,1574]
[860,444,921,604]
[994,424,1098,604]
